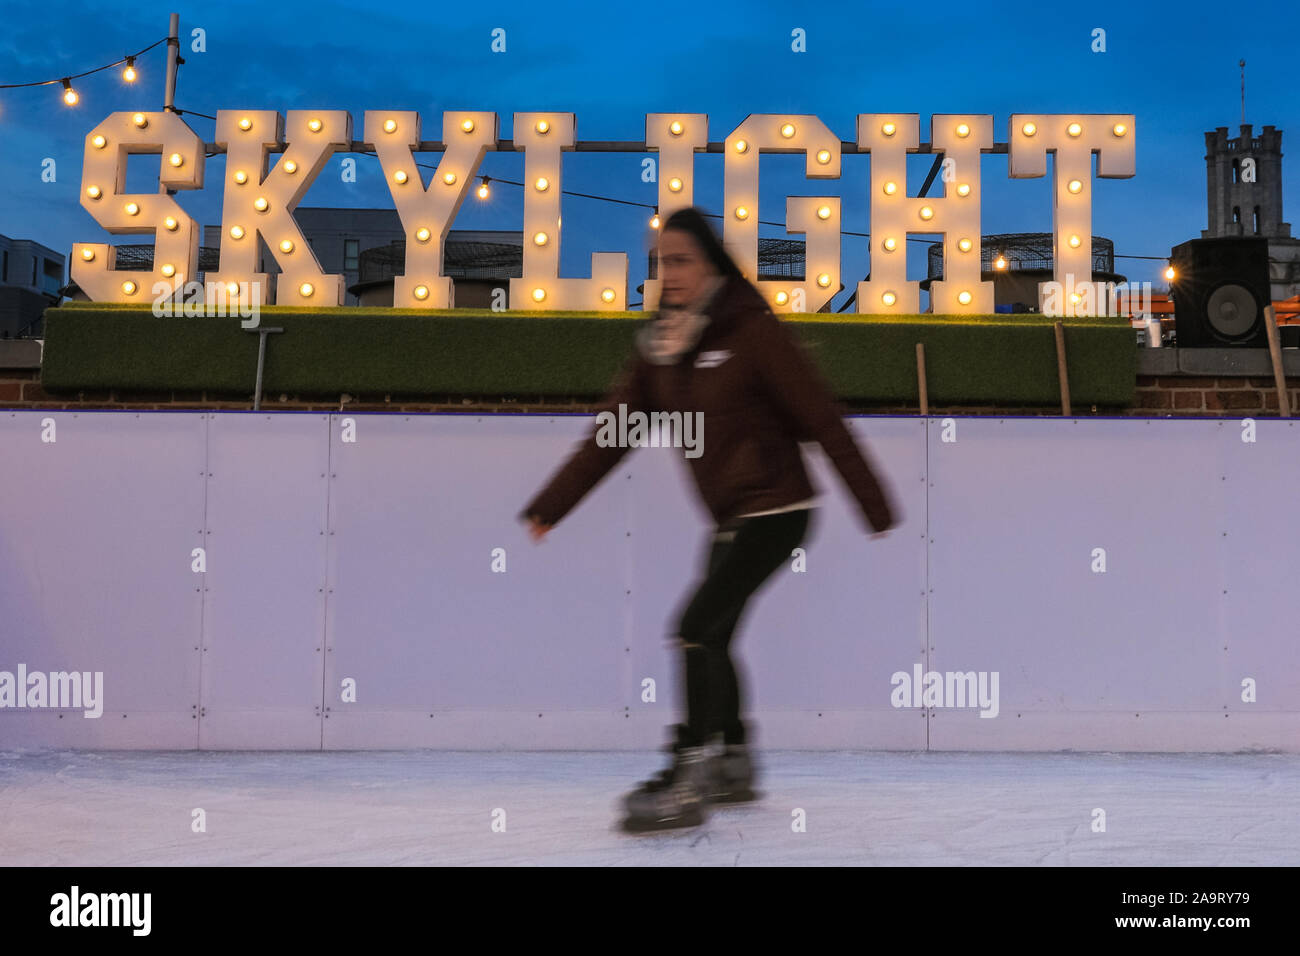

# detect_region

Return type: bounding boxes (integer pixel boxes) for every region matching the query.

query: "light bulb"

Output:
[394,170,408,184]
[1068,179,1082,194]
[956,183,970,197]
[161,263,175,277]
[1113,123,1127,137]
[650,214,660,229]
[307,118,322,133]
[532,288,546,302]
[1067,122,1082,137]
[163,217,178,231]
[883,237,896,251]
[535,177,549,191]
[234,171,248,184]
[283,160,297,174]
[919,206,934,220]
[669,120,683,135]
[734,139,748,153]
[817,274,831,288]
[414,285,429,300]
[956,123,970,138]
[1165,266,1175,280]
[780,123,795,138]
[81,248,95,261]
[734,206,748,220]
[415,228,431,242]
[882,292,897,306]
[958,291,972,305]
[461,118,474,132]
[995,256,1007,270]
[477,183,489,199]
[254,197,269,212]
[62,80,77,105]
[238,117,252,131]
[169,153,183,168]
[123,60,137,82]
[817,205,831,220]
[122,280,137,295]
[125,202,140,216]
[442,172,456,185]
[883,181,897,195]
[958,238,972,252]
[775,291,789,305]
[881,122,896,136]
[816,149,831,164]
[280,239,294,253]
[601,288,616,302]
[669,177,682,192]
[92,135,106,149]
[1068,235,1082,248]
[533,232,548,246]
[230,226,245,239]
[300,282,314,297]
[86,186,101,199]
[1022,122,1037,136]
[535,120,549,134]
[383,119,397,133]
[133,112,147,128]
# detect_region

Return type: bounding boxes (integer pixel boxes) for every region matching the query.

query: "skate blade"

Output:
[709,787,761,804]
[619,809,706,834]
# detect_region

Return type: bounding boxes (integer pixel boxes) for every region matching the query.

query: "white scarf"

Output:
[641,274,728,365]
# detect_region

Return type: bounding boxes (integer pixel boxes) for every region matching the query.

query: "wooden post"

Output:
[1054,320,1071,416]
[916,342,929,415]
[1262,304,1291,417]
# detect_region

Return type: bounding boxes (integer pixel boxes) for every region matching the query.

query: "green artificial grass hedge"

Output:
[40,304,1137,405]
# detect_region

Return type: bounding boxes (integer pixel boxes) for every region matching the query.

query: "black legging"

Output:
[673,507,814,748]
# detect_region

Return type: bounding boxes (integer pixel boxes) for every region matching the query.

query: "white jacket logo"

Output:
[694,349,733,369]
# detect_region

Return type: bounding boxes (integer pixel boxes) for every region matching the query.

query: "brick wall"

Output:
[1132,376,1300,414]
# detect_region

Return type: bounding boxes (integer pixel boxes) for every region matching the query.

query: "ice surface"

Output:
[2,749,1297,865]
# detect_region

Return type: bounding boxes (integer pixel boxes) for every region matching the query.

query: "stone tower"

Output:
[1202,124,1300,301]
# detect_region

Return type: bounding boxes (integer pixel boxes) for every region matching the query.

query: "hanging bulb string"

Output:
[0,36,168,89]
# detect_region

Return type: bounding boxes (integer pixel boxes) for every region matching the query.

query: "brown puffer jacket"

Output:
[519,272,898,533]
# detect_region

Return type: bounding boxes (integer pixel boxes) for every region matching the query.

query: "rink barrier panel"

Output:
[0,410,1296,751]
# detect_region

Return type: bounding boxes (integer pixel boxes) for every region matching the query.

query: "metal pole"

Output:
[164,13,180,112]
[247,326,284,411]
[1239,59,1246,125]
[253,330,267,410]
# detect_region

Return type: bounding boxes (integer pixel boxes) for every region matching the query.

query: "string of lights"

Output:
[410,171,1176,264]
[0,36,168,106]
[13,72,1170,273]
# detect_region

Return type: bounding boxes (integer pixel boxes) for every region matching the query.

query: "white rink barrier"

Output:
[1,410,1296,751]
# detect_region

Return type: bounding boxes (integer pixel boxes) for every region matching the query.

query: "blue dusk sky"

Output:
[0,0,1296,307]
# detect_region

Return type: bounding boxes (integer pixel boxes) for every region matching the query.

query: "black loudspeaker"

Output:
[1169,237,1271,347]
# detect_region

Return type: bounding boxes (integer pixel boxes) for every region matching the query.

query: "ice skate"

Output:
[620,724,717,832]
[711,741,761,804]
